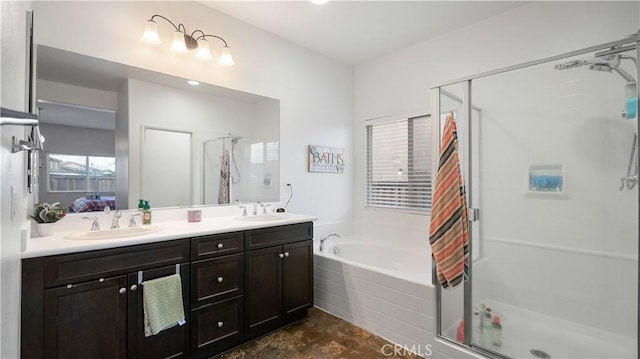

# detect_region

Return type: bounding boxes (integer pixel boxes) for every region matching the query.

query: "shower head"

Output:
[554,53,636,83]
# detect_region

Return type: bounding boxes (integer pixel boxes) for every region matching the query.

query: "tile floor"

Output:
[217,307,419,359]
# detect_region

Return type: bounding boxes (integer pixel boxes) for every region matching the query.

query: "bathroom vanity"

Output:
[21,217,314,359]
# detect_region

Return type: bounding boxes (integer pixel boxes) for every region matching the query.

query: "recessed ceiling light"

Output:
[188,80,200,86]
[310,0,329,4]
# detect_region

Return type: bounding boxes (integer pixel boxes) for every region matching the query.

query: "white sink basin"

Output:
[64,225,162,240]
[236,214,290,221]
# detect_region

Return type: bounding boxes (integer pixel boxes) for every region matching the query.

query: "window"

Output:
[366,115,432,213]
[48,154,116,193]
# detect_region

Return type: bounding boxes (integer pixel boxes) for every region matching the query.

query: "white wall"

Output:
[0,1,32,358]
[354,1,639,358]
[32,0,354,222]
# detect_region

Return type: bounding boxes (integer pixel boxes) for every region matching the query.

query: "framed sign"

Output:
[308,145,345,173]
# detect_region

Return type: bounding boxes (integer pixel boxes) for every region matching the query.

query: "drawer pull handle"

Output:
[284,252,290,257]
[217,243,224,249]
[218,321,224,328]
[217,277,224,283]
[278,253,284,258]
[130,284,138,291]
[119,287,127,294]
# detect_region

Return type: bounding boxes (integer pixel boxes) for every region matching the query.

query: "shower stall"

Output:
[202,134,280,205]
[432,32,639,358]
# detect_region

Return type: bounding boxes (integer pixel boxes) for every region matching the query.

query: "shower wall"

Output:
[472,54,638,338]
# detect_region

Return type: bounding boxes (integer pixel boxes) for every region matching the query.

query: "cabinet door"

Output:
[245,246,282,336]
[44,276,127,359]
[128,263,190,359]
[282,240,313,320]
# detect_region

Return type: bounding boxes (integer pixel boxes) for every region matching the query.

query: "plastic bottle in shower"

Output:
[491,315,502,347]
[479,303,487,333]
[625,82,637,119]
[456,318,464,343]
[481,312,493,347]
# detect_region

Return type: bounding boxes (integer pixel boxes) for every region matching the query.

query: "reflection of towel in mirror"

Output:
[428,113,469,289]
[143,274,185,337]
[218,150,230,204]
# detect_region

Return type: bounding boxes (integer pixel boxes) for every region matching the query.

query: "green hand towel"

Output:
[143,274,185,336]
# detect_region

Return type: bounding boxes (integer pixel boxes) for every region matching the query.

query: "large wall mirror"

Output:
[35,45,280,212]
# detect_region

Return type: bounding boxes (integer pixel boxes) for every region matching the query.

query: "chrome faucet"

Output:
[111,210,122,229]
[128,213,142,227]
[82,216,100,231]
[318,233,342,252]
[252,202,259,216]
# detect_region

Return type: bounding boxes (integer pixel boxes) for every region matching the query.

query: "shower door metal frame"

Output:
[431,31,640,359]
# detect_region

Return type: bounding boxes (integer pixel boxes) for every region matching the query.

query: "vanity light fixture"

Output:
[142,15,234,66]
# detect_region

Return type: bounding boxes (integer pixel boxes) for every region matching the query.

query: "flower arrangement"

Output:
[31,202,66,223]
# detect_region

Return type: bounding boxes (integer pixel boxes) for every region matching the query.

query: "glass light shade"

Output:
[141,20,161,45]
[218,46,234,66]
[195,39,213,60]
[170,31,188,53]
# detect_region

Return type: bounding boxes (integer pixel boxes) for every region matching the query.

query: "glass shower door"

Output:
[470,46,638,358]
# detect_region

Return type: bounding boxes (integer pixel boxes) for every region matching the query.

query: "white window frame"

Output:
[365,113,432,215]
[46,153,116,193]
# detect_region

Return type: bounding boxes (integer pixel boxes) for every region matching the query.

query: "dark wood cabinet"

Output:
[44,275,128,358]
[23,239,190,359]
[245,237,313,338]
[22,221,313,359]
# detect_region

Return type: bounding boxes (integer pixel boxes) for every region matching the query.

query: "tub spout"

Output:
[319,233,342,252]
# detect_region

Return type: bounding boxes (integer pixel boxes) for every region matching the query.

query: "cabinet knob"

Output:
[284,252,290,257]
[217,277,224,283]
[119,287,127,294]
[217,321,224,328]
[278,253,284,258]
[217,243,224,249]
[130,284,138,291]
[99,278,105,282]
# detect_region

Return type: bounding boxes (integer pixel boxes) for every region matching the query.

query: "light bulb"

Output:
[219,46,234,66]
[141,20,161,45]
[170,31,188,53]
[195,38,213,60]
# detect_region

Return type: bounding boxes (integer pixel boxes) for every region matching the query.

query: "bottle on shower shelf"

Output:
[456,318,464,343]
[625,81,637,119]
[479,303,487,333]
[492,315,502,347]
[481,311,493,347]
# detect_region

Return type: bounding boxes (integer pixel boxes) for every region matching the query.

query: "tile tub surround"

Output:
[313,242,433,356]
[217,307,421,358]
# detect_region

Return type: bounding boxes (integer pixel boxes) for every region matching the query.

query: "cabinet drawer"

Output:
[191,296,243,356]
[44,239,190,288]
[192,232,244,260]
[191,253,243,306]
[245,222,313,250]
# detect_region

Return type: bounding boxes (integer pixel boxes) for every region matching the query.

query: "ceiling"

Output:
[200,1,527,65]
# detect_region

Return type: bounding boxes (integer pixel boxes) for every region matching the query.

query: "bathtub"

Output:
[313,236,435,355]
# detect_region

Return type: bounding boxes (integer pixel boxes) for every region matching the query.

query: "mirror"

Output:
[35,45,280,212]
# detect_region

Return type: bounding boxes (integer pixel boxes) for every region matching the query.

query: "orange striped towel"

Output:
[429,112,469,288]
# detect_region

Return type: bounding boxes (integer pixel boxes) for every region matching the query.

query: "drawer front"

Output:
[44,239,190,288]
[192,232,244,260]
[245,222,313,250]
[191,296,243,356]
[191,253,244,306]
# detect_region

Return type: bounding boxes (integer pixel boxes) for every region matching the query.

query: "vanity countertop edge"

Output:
[22,213,317,259]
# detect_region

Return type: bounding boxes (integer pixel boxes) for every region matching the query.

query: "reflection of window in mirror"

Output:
[47,153,116,193]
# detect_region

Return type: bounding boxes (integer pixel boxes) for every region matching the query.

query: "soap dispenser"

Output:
[142,201,152,225]
[138,199,145,211]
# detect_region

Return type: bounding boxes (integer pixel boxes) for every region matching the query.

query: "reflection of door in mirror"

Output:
[37,99,117,213]
[142,127,192,208]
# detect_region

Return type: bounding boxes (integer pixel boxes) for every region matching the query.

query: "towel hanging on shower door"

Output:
[429,112,469,289]
[218,150,230,204]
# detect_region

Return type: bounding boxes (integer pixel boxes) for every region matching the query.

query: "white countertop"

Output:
[23,213,317,259]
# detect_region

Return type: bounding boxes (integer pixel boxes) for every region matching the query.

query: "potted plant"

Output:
[31,202,66,236]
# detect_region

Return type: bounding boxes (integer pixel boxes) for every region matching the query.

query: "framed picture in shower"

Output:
[308,145,345,173]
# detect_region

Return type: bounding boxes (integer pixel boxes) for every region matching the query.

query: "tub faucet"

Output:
[319,233,342,252]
